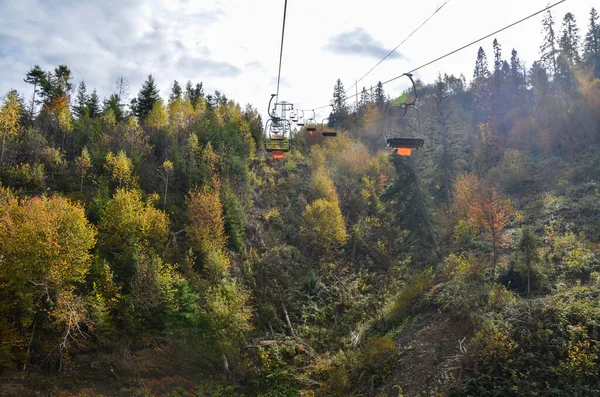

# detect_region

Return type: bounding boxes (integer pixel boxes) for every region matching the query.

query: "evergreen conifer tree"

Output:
[540,10,558,75]
[473,47,490,79]
[74,81,89,119]
[584,8,600,77]
[133,74,161,121]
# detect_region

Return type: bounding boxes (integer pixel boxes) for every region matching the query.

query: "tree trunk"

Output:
[222,352,230,373]
[527,261,531,296]
[442,129,451,208]
[80,172,84,194]
[23,321,36,372]
[281,304,295,338]
[30,83,37,116]
[163,176,168,208]
[492,232,497,278]
[1,130,6,165]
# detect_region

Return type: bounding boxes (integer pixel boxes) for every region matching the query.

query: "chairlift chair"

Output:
[321,117,338,137]
[296,110,305,127]
[383,73,424,156]
[305,110,317,134]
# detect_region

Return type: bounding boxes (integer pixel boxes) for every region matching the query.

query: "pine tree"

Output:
[493,39,503,85]
[473,47,490,79]
[374,81,385,109]
[584,8,600,77]
[330,79,349,127]
[510,49,524,91]
[23,65,46,115]
[103,94,123,121]
[169,80,182,103]
[133,75,161,121]
[51,65,73,100]
[88,89,100,118]
[74,81,89,119]
[540,10,558,75]
[559,12,581,66]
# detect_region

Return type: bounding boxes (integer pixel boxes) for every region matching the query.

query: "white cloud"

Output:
[0,0,597,121]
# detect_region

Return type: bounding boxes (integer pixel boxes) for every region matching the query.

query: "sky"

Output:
[0,0,597,121]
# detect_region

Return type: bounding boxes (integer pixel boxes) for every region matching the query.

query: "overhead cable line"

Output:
[344,0,452,96]
[275,0,289,102]
[305,0,568,112]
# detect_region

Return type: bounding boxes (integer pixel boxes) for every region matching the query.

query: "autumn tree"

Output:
[301,198,347,259]
[158,160,174,208]
[0,193,96,367]
[74,147,92,193]
[185,185,227,258]
[105,150,134,188]
[98,188,170,284]
[454,173,514,275]
[0,90,22,165]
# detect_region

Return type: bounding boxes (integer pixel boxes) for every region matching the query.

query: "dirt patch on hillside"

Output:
[377,312,473,397]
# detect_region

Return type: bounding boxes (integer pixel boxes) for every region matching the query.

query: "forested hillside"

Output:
[1,7,600,397]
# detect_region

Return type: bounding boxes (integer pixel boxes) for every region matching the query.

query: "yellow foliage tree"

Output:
[185,185,228,257]
[0,193,96,363]
[145,101,169,131]
[98,188,170,282]
[0,90,22,164]
[301,198,348,258]
[105,150,134,188]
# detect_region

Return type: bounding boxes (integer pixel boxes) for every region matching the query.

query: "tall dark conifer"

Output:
[133,74,161,121]
[540,10,559,75]
[374,81,385,109]
[559,12,581,66]
[74,81,89,119]
[584,8,600,77]
[473,47,490,78]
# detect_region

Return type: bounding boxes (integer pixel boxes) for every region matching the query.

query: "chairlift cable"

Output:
[304,0,568,112]
[344,0,452,96]
[275,0,289,102]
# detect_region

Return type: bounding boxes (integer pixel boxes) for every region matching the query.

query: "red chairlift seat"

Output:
[272,151,285,159]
